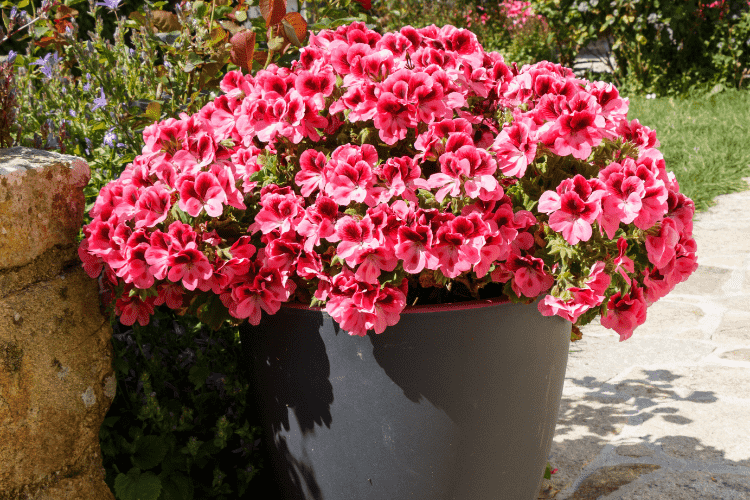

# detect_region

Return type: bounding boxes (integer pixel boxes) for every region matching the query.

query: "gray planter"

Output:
[240,298,571,500]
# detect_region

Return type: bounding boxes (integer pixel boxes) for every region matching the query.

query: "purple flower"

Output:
[7,50,16,65]
[90,88,108,110]
[103,128,117,148]
[31,53,62,79]
[96,0,122,11]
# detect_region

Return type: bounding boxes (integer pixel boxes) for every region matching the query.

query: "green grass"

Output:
[624,88,750,212]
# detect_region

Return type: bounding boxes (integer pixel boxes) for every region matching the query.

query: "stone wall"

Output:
[0,147,115,499]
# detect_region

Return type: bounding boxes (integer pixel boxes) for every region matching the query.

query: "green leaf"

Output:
[158,471,194,500]
[188,364,210,391]
[144,102,161,123]
[192,0,207,18]
[114,468,162,500]
[195,294,233,332]
[131,435,169,471]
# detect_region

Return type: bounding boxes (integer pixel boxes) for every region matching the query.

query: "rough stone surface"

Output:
[0,146,90,270]
[539,179,750,499]
[0,267,115,499]
[0,147,113,499]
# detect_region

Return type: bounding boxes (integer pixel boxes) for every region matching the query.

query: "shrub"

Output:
[530,0,750,97]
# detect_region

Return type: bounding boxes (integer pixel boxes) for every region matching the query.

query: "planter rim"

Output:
[280,295,516,314]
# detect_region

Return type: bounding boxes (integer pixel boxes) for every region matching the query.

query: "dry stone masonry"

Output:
[0,147,115,499]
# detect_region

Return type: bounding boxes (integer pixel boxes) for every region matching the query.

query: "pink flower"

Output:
[153,281,185,310]
[493,116,538,178]
[538,175,606,245]
[251,191,305,234]
[295,149,329,197]
[429,215,485,278]
[335,215,378,265]
[504,252,554,298]
[167,244,213,291]
[325,144,378,205]
[177,171,227,217]
[601,286,648,341]
[116,290,156,327]
[134,184,172,229]
[645,218,680,269]
[78,237,104,278]
[395,225,434,273]
[297,196,340,252]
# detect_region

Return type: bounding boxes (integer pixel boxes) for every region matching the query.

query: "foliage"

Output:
[463,1,557,67]
[101,307,265,500]
[371,0,473,32]
[529,0,750,97]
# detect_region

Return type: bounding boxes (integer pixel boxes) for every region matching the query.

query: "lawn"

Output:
[624,88,750,212]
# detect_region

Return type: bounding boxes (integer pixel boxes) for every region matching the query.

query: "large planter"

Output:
[239,297,571,500]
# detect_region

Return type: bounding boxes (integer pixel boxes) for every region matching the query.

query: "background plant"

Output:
[463,1,556,66]
[529,0,750,97]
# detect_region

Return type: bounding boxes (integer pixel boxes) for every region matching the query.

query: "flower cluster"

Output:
[79,22,697,340]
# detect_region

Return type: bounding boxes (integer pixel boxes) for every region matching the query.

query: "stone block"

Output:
[0,146,113,499]
[0,147,90,271]
[0,267,115,499]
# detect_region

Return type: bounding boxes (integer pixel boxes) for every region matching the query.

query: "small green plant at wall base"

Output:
[100,307,265,499]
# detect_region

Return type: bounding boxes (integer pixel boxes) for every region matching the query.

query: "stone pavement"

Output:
[538,178,750,500]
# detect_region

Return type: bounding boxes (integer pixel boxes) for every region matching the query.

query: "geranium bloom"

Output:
[77,21,696,340]
[395,224,434,274]
[503,252,554,298]
[538,175,606,245]
[251,191,305,234]
[167,244,213,291]
[335,215,379,265]
[493,116,538,177]
[134,184,171,229]
[295,149,329,197]
[325,144,378,205]
[645,218,680,269]
[177,171,227,217]
[116,291,156,327]
[601,286,648,341]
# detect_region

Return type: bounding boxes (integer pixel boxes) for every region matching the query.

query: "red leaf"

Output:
[259,0,287,28]
[281,12,307,46]
[229,30,256,73]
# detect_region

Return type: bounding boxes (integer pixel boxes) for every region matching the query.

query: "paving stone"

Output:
[599,469,750,499]
[613,397,750,466]
[568,463,662,499]
[615,443,657,458]
[624,300,706,336]
[671,266,732,296]
[565,334,716,389]
[719,348,750,362]
[610,364,750,404]
[713,309,750,344]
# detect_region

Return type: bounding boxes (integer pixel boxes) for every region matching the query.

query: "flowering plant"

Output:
[78,21,698,341]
